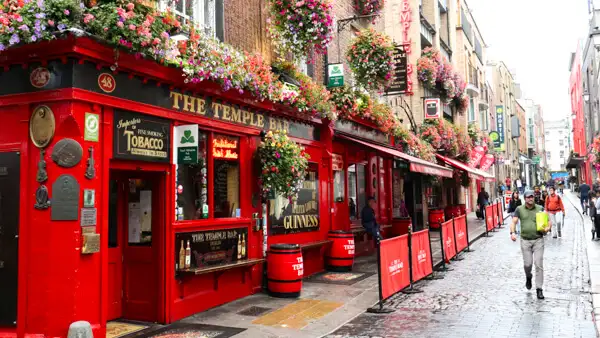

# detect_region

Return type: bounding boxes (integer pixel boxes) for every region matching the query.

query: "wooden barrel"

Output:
[326,231,355,272]
[458,204,466,216]
[429,208,445,229]
[392,217,412,236]
[267,244,303,298]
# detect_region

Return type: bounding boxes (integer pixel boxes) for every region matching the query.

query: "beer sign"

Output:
[113,110,171,163]
[424,98,441,119]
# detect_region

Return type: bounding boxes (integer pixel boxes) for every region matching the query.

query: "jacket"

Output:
[545,194,565,214]
[508,198,522,213]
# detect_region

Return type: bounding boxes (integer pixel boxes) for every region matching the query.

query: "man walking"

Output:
[593,177,600,196]
[579,181,591,215]
[477,188,489,220]
[511,190,551,300]
[545,186,565,238]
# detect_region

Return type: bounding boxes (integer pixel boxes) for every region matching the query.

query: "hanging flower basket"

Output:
[454,125,473,163]
[393,125,435,162]
[354,0,384,15]
[267,0,335,61]
[258,130,310,200]
[454,169,471,187]
[590,136,600,172]
[418,119,458,157]
[346,28,394,92]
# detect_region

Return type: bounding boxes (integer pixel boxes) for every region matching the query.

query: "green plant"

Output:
[258,130,310,200]
[346,28,394,92]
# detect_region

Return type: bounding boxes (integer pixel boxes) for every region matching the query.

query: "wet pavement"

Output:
[327,195,597,338]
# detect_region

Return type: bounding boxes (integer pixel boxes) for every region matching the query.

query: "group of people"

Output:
[507,186,565,239]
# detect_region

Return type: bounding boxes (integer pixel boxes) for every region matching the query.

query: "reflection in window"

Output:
[128,179,152,246]
[213,134,240,218]
[347,164,366,220]
[176,131,208,220]
[334,170,345,202]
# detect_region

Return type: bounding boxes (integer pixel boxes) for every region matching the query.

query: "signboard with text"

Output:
[174,124,198,164]
[269,170,319,235]
[379,235,410,299]
[385,45,408,95]
[113,110,170,163]
[175,227,248,270]
[327,63,344,88]
[424,98,441,119]
[495,106,505,151]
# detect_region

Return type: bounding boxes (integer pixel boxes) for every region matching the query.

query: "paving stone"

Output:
[326,195,596,338]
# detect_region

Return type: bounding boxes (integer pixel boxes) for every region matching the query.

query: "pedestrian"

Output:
[361,197,381,241]
[510,190,551,300]
[545,186,565,238]
[505,177,512,191]
[477,188,489,220]
[547,178,555,190]
[508,191,522,234]
[594,196,600,241]
[591,194,598,239]
[579,181,591,215]
[533,186,543,206]
[516,178,523,194]
[593,177,600,196]
[541,190,548,207]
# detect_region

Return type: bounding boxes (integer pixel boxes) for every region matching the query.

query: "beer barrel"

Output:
[458,203,467,216]
[326,231,355,272]
[428,208,445,229]
[267,244,303,298]
[392,217,412,236]
[444,205,460,220]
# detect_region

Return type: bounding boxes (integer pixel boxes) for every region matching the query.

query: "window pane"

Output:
[392,168,404,218]
[128,179,152,246]
[334,170,345,202]
[176,131,208,221]
[348,164,357,220]
[213,134,240,218]
[356,164,366,217]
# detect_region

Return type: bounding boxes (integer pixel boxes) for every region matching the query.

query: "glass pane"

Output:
[128,179,152,246]
[334,170,345,202]
[392,168,404,218]
[212,134,240,218]
[175,131,208,221]
[347,164,357,220]
[108,179,118,248]
[357,164,366,218]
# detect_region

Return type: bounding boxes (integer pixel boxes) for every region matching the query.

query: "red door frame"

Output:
[106,160,169,324]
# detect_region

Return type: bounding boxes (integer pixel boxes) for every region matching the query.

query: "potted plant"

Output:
[346,28,394,92]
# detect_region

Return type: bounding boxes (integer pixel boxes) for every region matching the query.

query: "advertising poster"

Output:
[379,235,410,299]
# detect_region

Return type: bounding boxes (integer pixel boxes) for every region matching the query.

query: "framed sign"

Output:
[175,227,248,271]
[113,110,171,163]
[269,168,319,235]
[385,45,408,95]
[424,98,441,119]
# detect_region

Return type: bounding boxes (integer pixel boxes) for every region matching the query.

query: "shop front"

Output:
[331,119,453,255]
[0,37,331,337]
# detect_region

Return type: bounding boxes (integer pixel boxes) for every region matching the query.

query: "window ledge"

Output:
[173,218,253,230]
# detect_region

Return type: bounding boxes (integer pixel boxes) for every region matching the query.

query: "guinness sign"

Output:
[269,170,319,235]
[113,110,171,162]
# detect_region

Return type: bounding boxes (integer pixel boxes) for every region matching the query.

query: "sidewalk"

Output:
[564,190,600,336]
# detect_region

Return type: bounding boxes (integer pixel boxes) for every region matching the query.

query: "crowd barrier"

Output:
[369,201,508,312]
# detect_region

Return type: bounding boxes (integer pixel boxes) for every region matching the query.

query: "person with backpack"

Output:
[545,186,565,238]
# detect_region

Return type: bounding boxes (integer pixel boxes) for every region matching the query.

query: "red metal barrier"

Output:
[441,220,456,262]
[379,235,410,300]
[486,205,495,232]
[410,229,433,282]
[454,215,468,253]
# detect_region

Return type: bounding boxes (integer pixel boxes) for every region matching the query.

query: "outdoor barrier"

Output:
[440,220,456,263]
[453,215,468,253]
[410,229,434,283]
[485,205,495,232]
[495,200,503,227]
[379,235,410,300]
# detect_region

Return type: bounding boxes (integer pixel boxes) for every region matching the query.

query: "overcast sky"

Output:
[467,0,589,121]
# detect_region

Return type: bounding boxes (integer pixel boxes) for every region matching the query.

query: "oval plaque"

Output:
[51,138,83,168]
[29,105,56,148]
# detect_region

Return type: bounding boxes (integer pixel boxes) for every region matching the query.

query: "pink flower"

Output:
[152,37,160,45]
[83,14,95,24]
[64,9,70,16]
[126,2,135,10]
[117,21,124,28]
[128,24,136,30]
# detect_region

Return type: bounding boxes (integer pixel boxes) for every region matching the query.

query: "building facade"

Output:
[545,119,572,172]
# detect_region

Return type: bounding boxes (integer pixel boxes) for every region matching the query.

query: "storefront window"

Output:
[348,164,366,220]
[392,167,407,218]
[334,170,345,202]
[213,134,240,218]
[176,131,209,220]
[128,179,153,246]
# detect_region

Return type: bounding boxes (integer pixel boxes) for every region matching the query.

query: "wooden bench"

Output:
[299,240,332,250]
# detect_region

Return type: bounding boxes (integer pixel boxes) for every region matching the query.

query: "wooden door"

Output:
[0,152,19,326]
[107,178,123,321]
[122,173,162,322]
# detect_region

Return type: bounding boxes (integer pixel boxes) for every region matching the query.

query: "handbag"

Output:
[536,212,549,232]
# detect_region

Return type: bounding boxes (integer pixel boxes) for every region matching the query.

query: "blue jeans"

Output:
[581,195,589,212]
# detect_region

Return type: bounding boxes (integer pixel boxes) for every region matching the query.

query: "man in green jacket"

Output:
[510,190,552,300]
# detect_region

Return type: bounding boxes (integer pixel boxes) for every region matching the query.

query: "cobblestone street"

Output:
[327,196,597,338]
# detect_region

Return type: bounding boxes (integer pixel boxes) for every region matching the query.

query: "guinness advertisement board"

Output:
[269,170,319,235]
[113,110,171,162]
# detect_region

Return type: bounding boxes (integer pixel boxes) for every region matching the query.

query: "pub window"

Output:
[392,163,409,218]
[347,164,366,220]
[176,131,209,221]
[334,170,345,202]
[213,134,240,218]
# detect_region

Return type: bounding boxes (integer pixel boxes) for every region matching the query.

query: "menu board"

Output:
[269,170,319,235]
[175,227,248,270]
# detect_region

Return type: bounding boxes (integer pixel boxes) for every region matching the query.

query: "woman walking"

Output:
[508,191,522,234]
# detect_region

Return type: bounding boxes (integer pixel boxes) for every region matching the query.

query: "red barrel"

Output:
[444,205,460,220]
[458,203,466,216]
[429,208,445,229]
[392,217,412,236]
[267,244,303,298]
[326,231,355,272]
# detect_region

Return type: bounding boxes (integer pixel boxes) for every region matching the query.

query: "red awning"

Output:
[337,134,454,178]
[435,154,496,182]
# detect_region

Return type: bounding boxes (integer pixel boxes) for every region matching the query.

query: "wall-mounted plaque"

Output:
[34,185,50,210]
[51,138,83,168]
[82,233,100,254]
[51,174,79,220]
[113,110,171,163]
[80,208,97,227]
[175,227,248,270]
[83,189,95,207]
[29,105,55,148]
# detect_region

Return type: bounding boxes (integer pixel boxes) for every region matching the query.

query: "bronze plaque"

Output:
[82,233,100,254]
[29,105,56,148]
[51,138,83,168]
[51,174,80,220]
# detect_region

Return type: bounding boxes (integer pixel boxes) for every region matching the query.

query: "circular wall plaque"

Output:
[51,138,83,168]
[29,105,56,148]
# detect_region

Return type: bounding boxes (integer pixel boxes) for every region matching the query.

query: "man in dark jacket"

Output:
[477,188,489,220]
[593,177,600,196]
[361,197,380,241]
[580,182,591,215]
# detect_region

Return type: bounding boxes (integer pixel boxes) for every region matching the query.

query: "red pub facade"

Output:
[0,37,453,337]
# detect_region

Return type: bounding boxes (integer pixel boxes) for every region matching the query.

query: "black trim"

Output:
[268,250,301,255]
[268,290,301,298]
[270,243,300,250]
[267,277,303,283]
[325,265,353,273]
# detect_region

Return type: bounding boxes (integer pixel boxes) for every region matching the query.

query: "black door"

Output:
[0,152,19,326]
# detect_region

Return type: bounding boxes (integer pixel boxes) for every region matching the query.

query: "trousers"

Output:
[548,212,562,237]
[520,238,544,289]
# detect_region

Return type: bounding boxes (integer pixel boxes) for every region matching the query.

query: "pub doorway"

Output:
[0,152,20,326]
[107,169,165,323]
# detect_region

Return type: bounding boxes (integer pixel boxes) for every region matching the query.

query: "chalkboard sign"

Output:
[175,227,248,270]
[269,170,319,235]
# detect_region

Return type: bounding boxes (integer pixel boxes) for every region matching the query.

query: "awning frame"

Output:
[435,154,496,182]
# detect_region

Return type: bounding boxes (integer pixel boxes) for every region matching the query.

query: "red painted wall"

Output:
[570,42,590,183]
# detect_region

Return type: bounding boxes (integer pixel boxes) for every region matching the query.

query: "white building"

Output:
[544,118,571,172]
